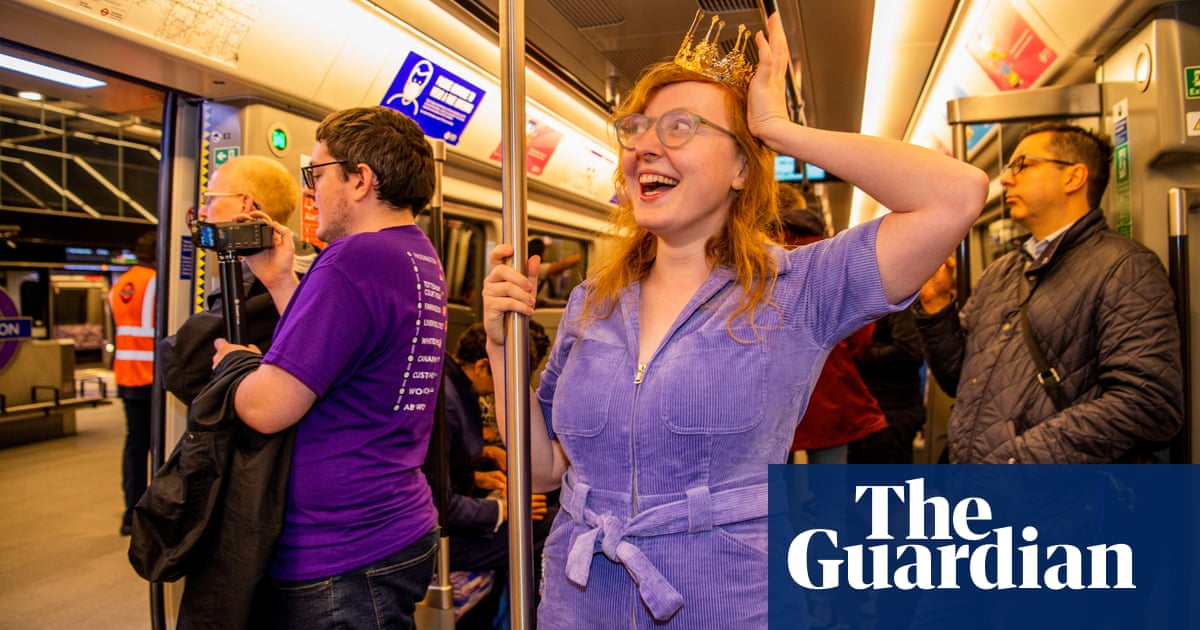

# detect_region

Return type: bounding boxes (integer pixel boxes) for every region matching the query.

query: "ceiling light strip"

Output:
[0,52,106,89]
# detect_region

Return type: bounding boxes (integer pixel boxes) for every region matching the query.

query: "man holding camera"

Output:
[212,106,447,629]
[157,154,317,404]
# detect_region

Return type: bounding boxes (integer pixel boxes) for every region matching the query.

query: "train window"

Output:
[980,215,1028,264]
[415,214,486,308]
[529,232,585,308]
[50,278,108,357]
[444,218,485,308]
[53,285,90,326]
[0,47,162,220]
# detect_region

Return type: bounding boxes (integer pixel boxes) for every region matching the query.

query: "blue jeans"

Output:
[267,528,439,630]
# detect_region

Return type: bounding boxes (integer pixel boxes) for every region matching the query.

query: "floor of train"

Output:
[0,368,150,630]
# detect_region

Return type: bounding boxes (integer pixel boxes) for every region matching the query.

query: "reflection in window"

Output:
[529,233,584,308]
[445,219,482,307]
[416,215,484,308]
[982,216,1028,264]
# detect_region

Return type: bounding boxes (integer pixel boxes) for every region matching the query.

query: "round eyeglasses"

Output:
[1002,154,1076,177]
[613,109,737,151]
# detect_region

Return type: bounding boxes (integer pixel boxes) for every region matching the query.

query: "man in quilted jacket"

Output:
[913,121,1183,463]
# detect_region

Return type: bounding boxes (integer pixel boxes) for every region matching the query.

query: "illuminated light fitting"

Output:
[852,0,916,226]
[0,52,106,89]
[17,90,43,101]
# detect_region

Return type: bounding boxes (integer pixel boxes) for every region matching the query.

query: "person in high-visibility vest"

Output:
[109,230,156,536]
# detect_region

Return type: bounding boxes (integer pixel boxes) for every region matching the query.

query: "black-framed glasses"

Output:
[1002,154,1076,176]
[301,160,348,189]
[613,109,737,151]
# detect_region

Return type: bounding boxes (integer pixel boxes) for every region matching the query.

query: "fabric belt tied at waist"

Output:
[562,475,768,621]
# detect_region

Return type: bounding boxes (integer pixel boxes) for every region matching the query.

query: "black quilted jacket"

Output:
[914,208,1183,463]
[130,350,296,628]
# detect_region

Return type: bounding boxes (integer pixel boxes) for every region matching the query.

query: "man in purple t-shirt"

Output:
[213,106,446,629]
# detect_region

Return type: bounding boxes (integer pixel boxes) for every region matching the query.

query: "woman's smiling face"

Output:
[620,81,748,246]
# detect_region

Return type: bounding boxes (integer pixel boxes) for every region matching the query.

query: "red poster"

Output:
[967,1,1058,91]
[300,193,325,249]
[490,118,564,176]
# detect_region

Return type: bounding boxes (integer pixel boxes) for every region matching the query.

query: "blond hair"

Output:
[220,155,300,224]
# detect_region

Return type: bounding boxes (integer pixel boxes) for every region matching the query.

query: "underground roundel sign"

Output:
[0,288,33,373]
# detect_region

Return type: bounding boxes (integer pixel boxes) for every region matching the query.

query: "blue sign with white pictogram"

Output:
[382,52,485,145]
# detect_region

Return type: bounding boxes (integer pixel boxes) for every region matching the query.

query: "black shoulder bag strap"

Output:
[1018,276,1071,412]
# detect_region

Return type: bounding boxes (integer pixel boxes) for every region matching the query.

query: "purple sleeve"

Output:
[787,217,916,348]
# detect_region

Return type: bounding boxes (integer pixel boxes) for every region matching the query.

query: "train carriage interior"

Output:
[0,0,1198,627]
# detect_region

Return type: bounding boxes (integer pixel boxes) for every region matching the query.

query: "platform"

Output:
[0,370,150,629]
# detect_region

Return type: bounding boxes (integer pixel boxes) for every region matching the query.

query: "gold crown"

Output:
[673,10,755,89]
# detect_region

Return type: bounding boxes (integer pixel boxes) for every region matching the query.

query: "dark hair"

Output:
[134,230,156,266]
[528,238,546,258]
[315,106,435,213]
[779,207,824,239]
[455,321,549,372]
[1019,122,1113,209]
[455,323,489,364]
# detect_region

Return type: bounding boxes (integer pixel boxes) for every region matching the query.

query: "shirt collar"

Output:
[1022,218,1080,261]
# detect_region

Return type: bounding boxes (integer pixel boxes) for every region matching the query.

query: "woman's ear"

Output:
[731,153,749,191]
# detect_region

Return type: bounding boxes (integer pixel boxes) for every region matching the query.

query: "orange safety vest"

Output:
[109,265,157,387]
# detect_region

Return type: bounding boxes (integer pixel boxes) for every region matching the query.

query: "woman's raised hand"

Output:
[746,12,794,148]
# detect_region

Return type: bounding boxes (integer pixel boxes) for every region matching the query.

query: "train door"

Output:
[150,99,316,626]
[0,40,169,366]
[0,36,206,626]
[937,6,1199,463]
[1098,3,1200,463]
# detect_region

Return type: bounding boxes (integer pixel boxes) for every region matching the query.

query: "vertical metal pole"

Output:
[417,139,455,624]
[1168,188,1192,463]
[217,253,245,345]
[499,0,534,627]
[147,90,176,630]
[951,121,972,303]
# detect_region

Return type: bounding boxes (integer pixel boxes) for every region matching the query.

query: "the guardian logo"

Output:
[787,478,1134,591]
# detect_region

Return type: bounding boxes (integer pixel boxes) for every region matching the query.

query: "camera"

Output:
[193,220,275,255]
